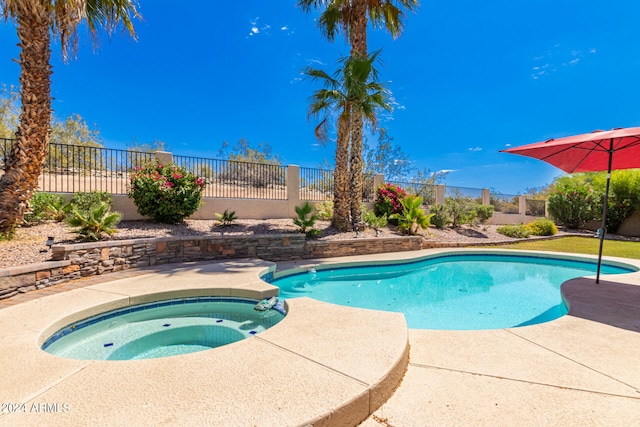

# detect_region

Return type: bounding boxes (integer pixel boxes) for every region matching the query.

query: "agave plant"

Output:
[66,202,121,241]
[390,195,434,235]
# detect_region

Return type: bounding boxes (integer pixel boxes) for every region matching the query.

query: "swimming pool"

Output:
[269,253,635,330]
[42,297,286,360]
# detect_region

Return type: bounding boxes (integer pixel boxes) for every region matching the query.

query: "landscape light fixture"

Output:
[46,236,55,249]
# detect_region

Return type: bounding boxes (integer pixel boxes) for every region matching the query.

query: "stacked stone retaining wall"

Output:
[0,234,424,300]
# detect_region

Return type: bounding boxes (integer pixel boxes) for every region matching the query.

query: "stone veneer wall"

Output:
[0,234,423,300]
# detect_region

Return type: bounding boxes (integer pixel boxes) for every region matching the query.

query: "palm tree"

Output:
[0,0,139,235]
[306,52,391,231]
[298,0,419,227]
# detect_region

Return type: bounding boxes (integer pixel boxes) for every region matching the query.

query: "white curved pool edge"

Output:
[0,258,409,426]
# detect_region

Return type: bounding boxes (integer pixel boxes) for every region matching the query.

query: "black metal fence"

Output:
[491,193,520,214]
[387,179,437,205]
[300,167,333,201]
[0,139,548,214]
[173,154,287,200]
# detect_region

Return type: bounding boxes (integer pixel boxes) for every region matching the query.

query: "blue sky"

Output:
[2,1,640,194]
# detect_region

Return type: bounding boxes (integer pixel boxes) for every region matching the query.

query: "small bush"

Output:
[315,200,334,221]
[66,202,121,241]
[547,183,600,229]
[445,197,477,228]
[128,162,205,223]
[429,204,452,229]
[525,219,558,236]
[362,207,387,230]
[69,191,113,216]
[390,195,434,235]
[497,224,531,238]
[474,204,494,227]
[24,192,67,224]
[215,209,237,226]
[374,183,407,220]
[293,202,320,239]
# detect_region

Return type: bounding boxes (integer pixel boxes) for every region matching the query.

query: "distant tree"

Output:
[363,128,411,180]
[216,138,284,187]
[48,113,103,173]
[127,139,168,153]
[0,84,19,138]
[217,138,283,165]
[0,0,140,235]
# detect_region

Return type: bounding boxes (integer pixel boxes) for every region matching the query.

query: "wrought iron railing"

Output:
[299,167,333,201]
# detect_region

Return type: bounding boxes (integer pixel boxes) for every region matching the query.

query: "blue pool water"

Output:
[270,254,635,330]
[42,297,285,360]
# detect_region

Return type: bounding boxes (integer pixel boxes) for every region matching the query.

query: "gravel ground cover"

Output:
[0,219,534,269]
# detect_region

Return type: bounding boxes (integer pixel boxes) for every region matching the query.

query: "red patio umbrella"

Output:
[501,127,640,283]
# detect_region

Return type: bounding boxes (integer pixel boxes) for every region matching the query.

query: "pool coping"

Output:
[1,248,640,425]
[0,258,409,426]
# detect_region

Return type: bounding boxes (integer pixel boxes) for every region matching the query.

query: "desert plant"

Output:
[429,204,452,229]
[24,192,67,224]
[215,209,237,226]
[374,183,407,219]
[128,162,205,224]
[445,197,477,228]
[315,200,334,221]
[293,202,320,239]
[68,191,113,216]
[497,224,531,238]
[390,195,434,235]
[474,204,495,228]
[525,219,558,236]
[65,202,121,241]
[362,207,388,231]
[547,183,600,229]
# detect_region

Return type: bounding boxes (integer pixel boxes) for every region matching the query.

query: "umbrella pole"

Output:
[596,139,614,284]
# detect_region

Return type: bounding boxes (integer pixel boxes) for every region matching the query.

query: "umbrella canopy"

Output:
[501,127,640,283]
[501,127,640,174]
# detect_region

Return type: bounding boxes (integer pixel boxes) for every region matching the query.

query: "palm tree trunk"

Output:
[332,113,351,231]
[0,6,52,234]
[348,0,368,229]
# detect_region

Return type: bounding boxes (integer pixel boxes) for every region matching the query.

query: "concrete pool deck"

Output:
[1,248,640,426]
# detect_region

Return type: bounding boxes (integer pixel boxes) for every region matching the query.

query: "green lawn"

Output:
[495,236,640,260]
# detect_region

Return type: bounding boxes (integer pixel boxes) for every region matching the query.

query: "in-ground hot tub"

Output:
[42,297,285,360]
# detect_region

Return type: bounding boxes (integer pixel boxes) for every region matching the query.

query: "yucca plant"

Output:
[66,202,121,241]
[390,195,434,235]
[293,202,320,239]
[215,209,237,226]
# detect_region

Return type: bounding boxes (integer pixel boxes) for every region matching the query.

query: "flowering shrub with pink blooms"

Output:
[374,183,407,221]
[128,162,205,223]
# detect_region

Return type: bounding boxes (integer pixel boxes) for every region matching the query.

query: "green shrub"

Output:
[547,182,600,229]
[69,191,113,215]
[497,224,531,238]
[24,192,66,224]
[215,209,237,226]
[444,197,477,228]
[315,200,334,221]
[65,202,121,241]
[374,183,407,220]
[429,204,452,229]
[293,202,320,239]
[524,219,558,236]
[128,162,205,224]
[363,207,387,230]
[390,195,434,235]
[474,204,494,226]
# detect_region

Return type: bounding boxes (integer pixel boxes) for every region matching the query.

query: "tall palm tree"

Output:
[0,0,139,235]
[305,52,391,231]
[298,0,419,227]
